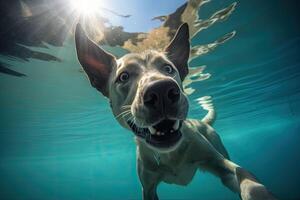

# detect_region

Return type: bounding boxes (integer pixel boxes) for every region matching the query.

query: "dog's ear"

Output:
[164,23,190,81]
[75,24,116,97]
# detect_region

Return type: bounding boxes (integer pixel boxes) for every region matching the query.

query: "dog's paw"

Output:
[236,167,277,200]
[240,182,277,200]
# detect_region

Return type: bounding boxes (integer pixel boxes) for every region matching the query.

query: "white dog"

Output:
[75,23,276,200]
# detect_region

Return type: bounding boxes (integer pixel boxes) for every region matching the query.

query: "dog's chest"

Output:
[156,151,198,186]
[161,161,198,186]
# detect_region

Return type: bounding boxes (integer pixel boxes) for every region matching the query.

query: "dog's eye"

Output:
[163,64,174,74]
[118,72,130,82]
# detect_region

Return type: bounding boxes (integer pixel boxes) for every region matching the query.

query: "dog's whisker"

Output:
[115,110,130,119]
[122,105,131,108]
[120,112,132,120]
[127,116,134,123]
[121,104,132,109]
[134,118,145,135]
[133,117,137,126]
[121,112,133,121]
[122,111,132,117]
[115,109,131,119]
[127,116,137,131]
[126,114,135,124]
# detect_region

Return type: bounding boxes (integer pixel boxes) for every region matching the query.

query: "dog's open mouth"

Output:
[127,119,182,148]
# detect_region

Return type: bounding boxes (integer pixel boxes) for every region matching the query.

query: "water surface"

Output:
[0,0,300,199]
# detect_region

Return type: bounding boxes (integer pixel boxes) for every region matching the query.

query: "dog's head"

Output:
[75,23,190,151]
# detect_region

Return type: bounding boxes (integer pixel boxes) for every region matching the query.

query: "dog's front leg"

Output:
[203,158,277,200]
[137,159,160,200]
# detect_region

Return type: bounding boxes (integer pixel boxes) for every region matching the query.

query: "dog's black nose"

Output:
[143,80,180,110]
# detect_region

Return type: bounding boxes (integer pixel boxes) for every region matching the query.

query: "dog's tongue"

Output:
[153,119,175,132]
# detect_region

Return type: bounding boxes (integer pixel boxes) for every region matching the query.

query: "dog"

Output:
[75,23,276,200]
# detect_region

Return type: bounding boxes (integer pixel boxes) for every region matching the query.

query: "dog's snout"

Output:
[144,91,159,108]
[143,80,180,110]
[168,87,180,104]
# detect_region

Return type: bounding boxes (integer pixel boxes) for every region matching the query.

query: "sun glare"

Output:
[70,0,100,15]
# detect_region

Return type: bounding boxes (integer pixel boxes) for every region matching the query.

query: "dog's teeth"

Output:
[157,131,161,136]
[170,129,174,133]
[161,132,165,135]
[173,120,180,130]
[149,126,156,135]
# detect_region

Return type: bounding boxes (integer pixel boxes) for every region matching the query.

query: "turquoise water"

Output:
[1,0,300,199]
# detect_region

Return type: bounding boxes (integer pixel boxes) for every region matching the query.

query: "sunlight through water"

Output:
[0,0,300,199]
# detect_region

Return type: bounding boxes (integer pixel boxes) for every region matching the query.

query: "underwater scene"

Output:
[0,0,300,199]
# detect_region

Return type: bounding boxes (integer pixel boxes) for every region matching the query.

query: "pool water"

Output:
[0,0,300,199]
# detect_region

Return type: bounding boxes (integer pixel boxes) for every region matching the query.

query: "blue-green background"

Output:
[0,0,300,199]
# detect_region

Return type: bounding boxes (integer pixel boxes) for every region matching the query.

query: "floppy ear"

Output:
[75,24,116,97]
[164,23,190,81]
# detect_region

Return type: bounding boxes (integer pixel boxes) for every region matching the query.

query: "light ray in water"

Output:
[193,2,237,37]
[190,31,236,60]
[20,0,32,18]
[182,1,237,96]
[183,66,211,95]
[17,0,238,101]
